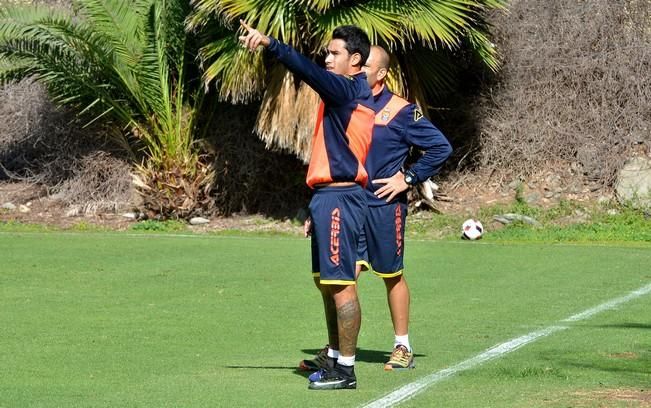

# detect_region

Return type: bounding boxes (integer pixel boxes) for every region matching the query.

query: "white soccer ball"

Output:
[461,219,484,240]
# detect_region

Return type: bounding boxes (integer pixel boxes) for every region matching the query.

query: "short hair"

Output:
[332,25,371,66]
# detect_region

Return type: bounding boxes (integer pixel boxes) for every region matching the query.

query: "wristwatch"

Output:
[403,168,418,186]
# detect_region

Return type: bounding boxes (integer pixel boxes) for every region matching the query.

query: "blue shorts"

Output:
[310,185,368,285]
[357,202,407,278]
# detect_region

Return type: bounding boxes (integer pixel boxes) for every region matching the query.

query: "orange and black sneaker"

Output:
[384,344,415,371]
[299,345,330,371]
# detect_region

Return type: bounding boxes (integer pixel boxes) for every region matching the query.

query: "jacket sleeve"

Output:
[401,104,453,183]
[267,37,360,105]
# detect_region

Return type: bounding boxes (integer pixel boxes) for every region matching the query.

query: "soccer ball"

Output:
[461,219,484,240]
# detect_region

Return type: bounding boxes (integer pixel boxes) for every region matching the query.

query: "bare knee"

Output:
[331,284,358,305]
[384,274,403,288]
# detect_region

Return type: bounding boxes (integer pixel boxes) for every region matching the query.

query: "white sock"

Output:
[327,347,339,359]
[337,355,355,367]
[394,334,411,352]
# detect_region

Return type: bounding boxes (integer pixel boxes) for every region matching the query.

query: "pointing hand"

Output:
[238,20,270,51]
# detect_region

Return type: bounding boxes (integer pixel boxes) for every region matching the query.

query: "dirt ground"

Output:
[0,169,608,233]
[568,388,651,407]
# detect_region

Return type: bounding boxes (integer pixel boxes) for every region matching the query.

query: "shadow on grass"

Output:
[592,322,651,330]
[302,347,426,364]
[226,347,427,379]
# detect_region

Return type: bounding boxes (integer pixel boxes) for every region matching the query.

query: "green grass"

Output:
[1,232,649,407]
[408,201,651,244]
[2,199,649,244]
[130,219,188,232]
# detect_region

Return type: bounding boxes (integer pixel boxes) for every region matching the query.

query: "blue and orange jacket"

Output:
[365,86,453,206]
[266,37,375,188]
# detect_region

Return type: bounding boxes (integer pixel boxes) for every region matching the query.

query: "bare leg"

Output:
[354,264,362,280]
[384,275,410,336]
[314,277,338,349]
[331,284,361,357]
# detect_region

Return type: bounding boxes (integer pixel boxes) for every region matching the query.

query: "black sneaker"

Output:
[299,345,329,371]
[308,364,357,390]
[308,356,336,382]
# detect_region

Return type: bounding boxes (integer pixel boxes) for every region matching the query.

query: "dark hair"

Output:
[332,25,370,66]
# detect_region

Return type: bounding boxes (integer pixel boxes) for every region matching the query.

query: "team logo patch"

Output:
[381,108,391,121]
[413,107,424,122]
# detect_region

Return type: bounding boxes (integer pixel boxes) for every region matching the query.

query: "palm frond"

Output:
[465,26,499,72]
[207,0,305,47]
[199,33,264,102]
[75,0,151,65]
[313,0,403,48]
[158,0,190,67]
[401,46,457,102]
[397,0,477,49]
[0,35,134,129]
[0,58,31,84]
[1,6,149,123]
[138,1,171,130]
[479,0,508,10]
[1,0,213,219]
[296,0,331,13]
[0,4,68,40]
[188,0,507,160]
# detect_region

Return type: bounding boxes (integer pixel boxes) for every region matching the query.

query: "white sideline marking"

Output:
[362,283,651,408]
[562,283,651,322]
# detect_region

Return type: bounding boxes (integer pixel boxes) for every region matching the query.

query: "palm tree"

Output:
[187,0,507,161]
[0,0,215,219]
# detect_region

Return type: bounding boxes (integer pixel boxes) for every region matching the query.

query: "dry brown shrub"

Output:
[0,80,307,217]
[477,0,651,186]
[56,151,133,213]
[0,79,132,211]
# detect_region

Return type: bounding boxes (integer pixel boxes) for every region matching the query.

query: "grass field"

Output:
[1,231,650,407]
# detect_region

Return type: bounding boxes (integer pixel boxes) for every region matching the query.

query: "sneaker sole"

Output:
[384,362,415,371]
[308,380,357,390]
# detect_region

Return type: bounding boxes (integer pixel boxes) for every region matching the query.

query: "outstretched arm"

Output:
[238,20,361,105]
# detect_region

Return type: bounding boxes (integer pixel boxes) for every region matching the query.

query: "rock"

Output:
[545,173,561,185]
[2,202,16,210]
[48,192,65,201]
[508,179,522,190]
[567,183,582,194]
[493,213,542,227]
[65,206,81,217]
[121,212,138,220]
[525,192,541,204]
[189,217,210,225]
[18,204,30,213]
[615,156,651,208]
[607,209,619,216]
